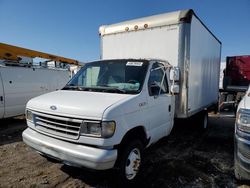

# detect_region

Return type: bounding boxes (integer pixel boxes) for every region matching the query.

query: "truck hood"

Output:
[241,93,250,109]
[27,90,132,119]
[238,87,250,110]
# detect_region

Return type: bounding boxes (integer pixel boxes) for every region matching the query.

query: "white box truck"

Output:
[22,9,221,184]
[0,63,70,118]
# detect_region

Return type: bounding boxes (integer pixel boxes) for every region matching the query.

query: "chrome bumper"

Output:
[22,128,117,170]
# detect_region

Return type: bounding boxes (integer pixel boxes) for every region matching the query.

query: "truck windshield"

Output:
[64,60,149,94]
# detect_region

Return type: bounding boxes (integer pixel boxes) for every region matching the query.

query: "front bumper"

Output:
[235,132,250,178]
[22,128,117,170]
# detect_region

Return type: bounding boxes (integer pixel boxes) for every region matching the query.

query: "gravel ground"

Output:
[0,114,249,188]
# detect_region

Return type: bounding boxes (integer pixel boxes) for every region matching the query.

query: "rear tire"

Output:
[116,139,144,186]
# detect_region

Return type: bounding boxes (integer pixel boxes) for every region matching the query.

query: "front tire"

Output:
[116,139,144,185]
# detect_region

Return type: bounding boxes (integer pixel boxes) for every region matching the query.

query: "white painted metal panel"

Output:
[0,66,69,118]
[188,16,221,114]
[102,25,180,67]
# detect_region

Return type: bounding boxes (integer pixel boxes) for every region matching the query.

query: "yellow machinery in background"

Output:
[0,42,79,65]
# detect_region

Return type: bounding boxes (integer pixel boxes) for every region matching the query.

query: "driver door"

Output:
[147,62,174,143]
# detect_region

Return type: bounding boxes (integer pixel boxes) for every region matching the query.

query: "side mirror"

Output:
[170,67,180,95]
[170,85,179,94]
[170,67,180,81]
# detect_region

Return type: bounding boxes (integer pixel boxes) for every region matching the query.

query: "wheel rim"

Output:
[125,148,141,180]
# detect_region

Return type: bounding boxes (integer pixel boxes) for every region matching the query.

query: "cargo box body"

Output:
[99,9,221,118]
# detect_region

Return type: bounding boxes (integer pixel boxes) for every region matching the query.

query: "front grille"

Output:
[239,124,250,133]
[33,111,82,140]
[238,141,250,160]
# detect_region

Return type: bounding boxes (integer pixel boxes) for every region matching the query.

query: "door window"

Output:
[148,63,168,96]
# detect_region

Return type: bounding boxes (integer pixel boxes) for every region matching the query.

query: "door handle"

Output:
[168,105,171,112]
[0,96,3,102]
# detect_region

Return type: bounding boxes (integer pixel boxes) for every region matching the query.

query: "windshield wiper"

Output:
[106,87,126,94]
[94,86,126,94]
[98,85,126,93]
[63,85,126,93]
[62,85,85,91]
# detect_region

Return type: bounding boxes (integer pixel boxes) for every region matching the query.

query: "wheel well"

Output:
[117,126,149,149]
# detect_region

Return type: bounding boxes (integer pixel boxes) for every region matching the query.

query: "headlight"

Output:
[26,110,33,122]
[236,109,250,133]
[101,121,116,138]
[80,121,101,136]
[80,121,116,138]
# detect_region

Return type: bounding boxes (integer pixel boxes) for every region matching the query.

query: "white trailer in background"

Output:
[23,9,221,184]
[0,63,70,118]
[0,42,79,118]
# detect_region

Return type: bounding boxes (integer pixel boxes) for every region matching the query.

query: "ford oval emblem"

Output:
[50,105,57,110]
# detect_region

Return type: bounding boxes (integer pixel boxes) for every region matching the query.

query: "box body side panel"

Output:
[187,16,221,116]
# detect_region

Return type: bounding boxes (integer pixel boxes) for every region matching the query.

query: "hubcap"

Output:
[125,148,141,180]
